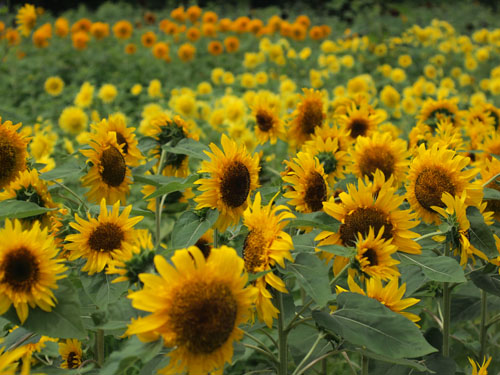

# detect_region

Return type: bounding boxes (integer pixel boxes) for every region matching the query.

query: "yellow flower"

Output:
[148,79,162,98]
[336,102,382,141]
[288,88,326,147]
[469,357,492,375]
[16,4,37,37]
[195,134,260,231]
[0,117,29,189]
[380,85,401,108]
[74,82,94,108]
[98,83,118,103]
[251,93,284,145]
[58,106,88,134]
[44,76,64,96]
[126,246,257,375]
[0,219,67,323]
[130,84,142,96]
[58,339,83,369]
[65,199,143,275]
[0,343,29,375]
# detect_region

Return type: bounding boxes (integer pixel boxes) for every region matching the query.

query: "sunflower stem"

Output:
[479,289,488,359]
[415,231,443,242]
[214,228,219,248]
[361,355,369,375]
[292,332,325,375]
[242,344,279,364]
[96,329,104,366]
[482,171,500,187]
[155,150,167,248]
[243,331,277,362]
[52,180,88,210]
[295,351,338,375]
[329,263,349,286]
[442,242,451,357]
[277,291,288,375]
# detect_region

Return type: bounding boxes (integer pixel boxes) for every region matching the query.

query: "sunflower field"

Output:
[2,0,500,374]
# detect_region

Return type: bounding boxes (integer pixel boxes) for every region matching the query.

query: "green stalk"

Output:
[96,329,104,366]
[292,333,325,375]
[277,291,288,375]
[213,228,219,248]
[479,289,488,359]
[442,242,451,357]
[361,355,369,375]
[154,150,167,248]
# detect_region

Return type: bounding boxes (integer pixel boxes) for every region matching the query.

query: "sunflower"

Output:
[16,4,37,37]
[336,102,382,141]
[353,227,400,280]
[432,192,487,266]
[478,132,500,163]
[469,357,491,375]
[0,117,29,190]
[91,114,143,167]
[288,88,326,147]
[480,103,500,130]
[301,134,349,186]
[194,228,214,259]
[337,275,420,323]
[81,131,132,204]
[350,131,409,186]
[481,157,500,220]
[308,124,351,153]
[0,169,58,228]
[316,175,421,275]
[282,152,329,213]
[125,246,257,375]
[0,219,67,323]
[44,76,64,96]
[242,192,295,327]
[406,143,482,224]
[58,339,83,369]
[417,97,461,131]
[65,199,143,275]
[0,343,28,375]
[251,96,284,145]
[195,134,260,231]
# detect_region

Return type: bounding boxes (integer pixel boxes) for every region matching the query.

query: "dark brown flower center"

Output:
[414,167,456,212]
[358,145,396,180]
[115,132,129,155]
[256,111,274,132]
[100,146,127,187]
[195,238,212,259]
[0,142,17,182]
[300,100,324,135]
[220,161,251,208]
[340,207,393,247]
[88,222,124,252]
[170,281,237,354]
[2,247,39,291]
[67,352,81,369]
[243,229,266,273]
[304,172,327,212]
[363,248,378,266]
[349,119,369,138]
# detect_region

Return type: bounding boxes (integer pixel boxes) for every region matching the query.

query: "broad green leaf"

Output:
[131,158,158,176]
[145,174,198,199]
[396,253,466,283]
[358,349,428,372]
[132,174,179,187]
[171,209,219,249]
[483,187,500,201]
[288,324,329,367]
[2,279,86,339]
[313,293,437,359]
[317,244,356,258]
[80,273,129,310]
[0,200,56,220]
[414,354,456,375]
[288,211,340,232]
[39,157,84,180]
[88,204,154,219]
[467,206,497,258]
[292,230,321,253]
[162,138,210,161]
[287,253,332,307]
[470,271,500,297]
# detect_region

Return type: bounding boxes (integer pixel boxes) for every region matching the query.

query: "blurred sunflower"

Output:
[337,102,382,141]
[44,76,64,96]
[481,157,500,220]
[406,144,482,224]
[195,134,260,231]
[0,219,66,323]
[251,94,284,145]
[417,97,461,131]
[0,117,29,190]
[65,199,143,275]
[242,192,295,327]
[16,4,37,37]
[288,88,325,147]
[58,106,88,135]
[126,246,257,375]
[58,339,82,369]
[0,342,28,375]
[282,151,329,212]
[468,357,491,375]
[81,131,132,204]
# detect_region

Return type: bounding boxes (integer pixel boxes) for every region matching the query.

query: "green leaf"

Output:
[287,253,332,307]
[145,174,198,199]
[470,271,500,297]
[317,244,356,258]
[292,230,321,253]
[313,293,437,359]
[0,200,56,220]
[171,209,219,249]
[483,187,500,201]
[162,138,210,161]
[358,349,429,372]
[467,206,497,258]
[80,273,129,310]
[396,253,466,283]
[288,211,340,232]
[2,279,86,339]
[39,157,84,180]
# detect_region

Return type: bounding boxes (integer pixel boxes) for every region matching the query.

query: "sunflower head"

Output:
[417,97,461,131]
[16,4,37,36]
[0,118,29,190]
[58,339,83,369]
[251,96,284,145]
[288,88,326,147]
[337,102,382,141]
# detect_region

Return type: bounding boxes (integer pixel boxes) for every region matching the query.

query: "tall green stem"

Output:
[277,291,288,375]
[361,355,369,375]
[292,333,324,375]
[96,329,104,366]
[155,150,167,248]
[213,228,219,248]
[480,289,488,359]
[442,242,451,357]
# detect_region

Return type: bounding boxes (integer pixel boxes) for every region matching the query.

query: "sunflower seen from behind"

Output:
[242,192,295,327]
[195,134,260,231]
[65,199,143,275]
[0,117,29,190]
[81,131,132,204]
[126,246,257,375]
[58,339,83,369]
[0,219,67,323]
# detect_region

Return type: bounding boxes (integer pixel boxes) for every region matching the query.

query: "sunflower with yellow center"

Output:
[417,97,461,131]
[469,357,492,375]
[0,219,67,324]
[0,342,28,375]
[337,275,421,323]
[0,169,58,229]
[58,339,83,369]
[406,143,482,224]
[288,88,326,147]
[0,117,29,190]
[65,199,143,275]
[251,96,284,145]
[126,246,257,375]
[242,192,295,327]
[301,135,349,186]
[16,4,37,37]
[350,131,409,186]
[353,227,400,280]
[91,114,143,167]
[282,152,329,213]
[316,175,421,275]
[336,102,382,141]
[432,192,488,267]
[195,134,260,231]
[81,131,132,204]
